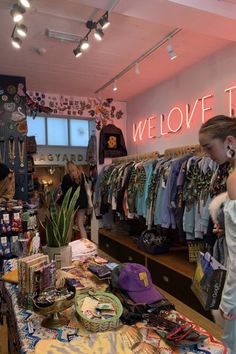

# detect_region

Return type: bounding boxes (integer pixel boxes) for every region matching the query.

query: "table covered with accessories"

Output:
[1,257,228,354]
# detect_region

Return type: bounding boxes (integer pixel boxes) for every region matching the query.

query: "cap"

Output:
[118,263,163,304]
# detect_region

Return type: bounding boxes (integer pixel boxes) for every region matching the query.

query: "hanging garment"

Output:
[99,124,127,164]
[86,135,97,165]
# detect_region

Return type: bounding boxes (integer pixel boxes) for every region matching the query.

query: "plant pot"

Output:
[44,245,72,269]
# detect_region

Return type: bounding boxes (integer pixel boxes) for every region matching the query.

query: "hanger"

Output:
[164,144,203,159]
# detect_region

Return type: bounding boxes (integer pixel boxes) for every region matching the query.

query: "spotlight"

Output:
[112,80,118,92]
[16,24,27,37]
[80,37,89,51]
[135,62,140,75]
[94,28,104,41]
[10,4,25,22]
[73,46,82,58]
[99,12,110,29]
[166,43,177,60]
[19,0,31,8]
[11,37,22,49]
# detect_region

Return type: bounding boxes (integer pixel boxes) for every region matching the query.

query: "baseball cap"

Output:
[118,263,164,304]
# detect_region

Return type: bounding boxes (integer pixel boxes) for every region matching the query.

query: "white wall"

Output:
[127,43,236,154]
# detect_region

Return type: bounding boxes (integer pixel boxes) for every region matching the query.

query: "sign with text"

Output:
[132,86,236,143]
[34,147,87,165]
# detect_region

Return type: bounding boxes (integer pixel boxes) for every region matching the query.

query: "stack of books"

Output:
[18,253,56,308]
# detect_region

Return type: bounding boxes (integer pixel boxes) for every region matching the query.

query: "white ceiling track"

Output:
[95,27,182,95]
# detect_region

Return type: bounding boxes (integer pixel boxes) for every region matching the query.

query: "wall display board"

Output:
[0,75,28,200]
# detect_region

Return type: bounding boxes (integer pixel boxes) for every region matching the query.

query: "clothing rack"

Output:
[164,144,203,159]
[111,151,160,164]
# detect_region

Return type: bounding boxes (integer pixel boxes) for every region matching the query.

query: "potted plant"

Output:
[44,186,80,268]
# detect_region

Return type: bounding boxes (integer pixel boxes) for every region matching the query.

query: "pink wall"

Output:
[127,43,236,155]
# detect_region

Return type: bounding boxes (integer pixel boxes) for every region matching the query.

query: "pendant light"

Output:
[112,80,118,92]
[19,0,31,8]
[99,11,110,29]
[73,47,82,58]
[16,24,27,37]
[80,37,89,51]
[11,37,22,49]
[166,42,177,60]
[94,28,104,41]
[10,4,25,23]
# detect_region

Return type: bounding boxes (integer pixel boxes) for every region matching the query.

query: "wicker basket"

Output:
[188,240,205,262]
[76,292,123,332]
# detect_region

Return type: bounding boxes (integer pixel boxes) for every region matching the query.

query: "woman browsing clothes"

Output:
[199,115,236,353]
[0,163,15,203]
[57,161,91,239]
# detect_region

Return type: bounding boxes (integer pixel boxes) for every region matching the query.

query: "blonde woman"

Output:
[199,115,236,353]
[57,161,89,239]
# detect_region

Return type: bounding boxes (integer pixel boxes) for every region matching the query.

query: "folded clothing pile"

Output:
[69,239,97,260]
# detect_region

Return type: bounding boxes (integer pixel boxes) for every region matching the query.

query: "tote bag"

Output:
[191,252,226,310]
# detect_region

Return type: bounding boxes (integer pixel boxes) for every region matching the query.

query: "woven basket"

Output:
[188,240,205,262]
[76,292,123,332]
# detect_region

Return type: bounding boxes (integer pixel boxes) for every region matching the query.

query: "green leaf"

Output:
[45,186,81,247]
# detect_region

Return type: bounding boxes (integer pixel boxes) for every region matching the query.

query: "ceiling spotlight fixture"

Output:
[19,0,31,8]
[112,80,118,92]
[135,62,140,75]
[73,10,110,57]
[99,11,110,29]
[94,28,104,41]
[10,4,25,22]
[166,42,177,60]
[9,2,31,50]
[80,37,89,51]
[73,46,82,58]
[16,24,27,37]
[11,36,22,49]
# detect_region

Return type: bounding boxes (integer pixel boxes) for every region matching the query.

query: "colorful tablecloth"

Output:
[2,259,228,354]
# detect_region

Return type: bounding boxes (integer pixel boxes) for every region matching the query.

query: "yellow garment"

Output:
[0,173,15,202]
[2,269,18,284]
[35,330,134,354]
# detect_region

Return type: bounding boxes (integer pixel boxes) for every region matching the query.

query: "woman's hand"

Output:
[220,309,235,320]
[213,223,224,237]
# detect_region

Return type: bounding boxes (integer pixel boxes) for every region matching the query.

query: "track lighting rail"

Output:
[95,28,182,94]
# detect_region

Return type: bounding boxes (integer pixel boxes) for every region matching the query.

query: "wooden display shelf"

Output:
[98,228,213,321]
[99,228,195,278]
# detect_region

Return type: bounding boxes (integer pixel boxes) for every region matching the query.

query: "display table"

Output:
[1,259,228,354]
[98,228,213,320]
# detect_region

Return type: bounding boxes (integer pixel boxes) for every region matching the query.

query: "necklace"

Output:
[0,137,6,162]
[18,136,25,168]
[8,136,15,165]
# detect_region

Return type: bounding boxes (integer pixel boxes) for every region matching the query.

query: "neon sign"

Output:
[133,87,236,142]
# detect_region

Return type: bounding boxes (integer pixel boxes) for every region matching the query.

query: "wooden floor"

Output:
[98,249,223,340]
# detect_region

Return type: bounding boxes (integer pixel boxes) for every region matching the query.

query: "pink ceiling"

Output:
[0,0,235,101]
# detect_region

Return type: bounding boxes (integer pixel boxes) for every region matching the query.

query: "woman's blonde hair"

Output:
[66,160,83,176]
[199,115,236,141]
